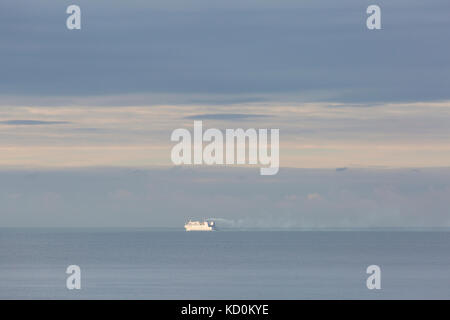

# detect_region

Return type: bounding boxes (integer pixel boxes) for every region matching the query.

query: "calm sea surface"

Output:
[0,229,449,299]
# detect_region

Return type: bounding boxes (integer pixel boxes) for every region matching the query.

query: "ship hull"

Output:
[184,226,214,231]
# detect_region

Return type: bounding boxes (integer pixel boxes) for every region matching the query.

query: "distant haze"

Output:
[1,167,449,228]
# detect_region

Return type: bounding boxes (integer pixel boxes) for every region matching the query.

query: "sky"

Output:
[0,0,449,227]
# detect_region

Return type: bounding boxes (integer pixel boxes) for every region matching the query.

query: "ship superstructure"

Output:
[184,220,216,231]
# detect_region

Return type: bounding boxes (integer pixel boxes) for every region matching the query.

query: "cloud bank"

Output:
[1,167,449,228]
[0,0,449,103]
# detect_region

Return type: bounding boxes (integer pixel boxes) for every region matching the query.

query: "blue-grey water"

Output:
[0,229,449,299]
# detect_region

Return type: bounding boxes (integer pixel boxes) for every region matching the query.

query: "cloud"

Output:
[0,120,70,125]
[183,113,271,120]
[1,0,449,103]
[2,101,450,168]
[187,97,267,105]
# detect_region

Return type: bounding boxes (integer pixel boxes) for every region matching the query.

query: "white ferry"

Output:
[184,220,216,231]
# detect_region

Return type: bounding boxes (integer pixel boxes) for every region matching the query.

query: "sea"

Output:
[0,228,449,299]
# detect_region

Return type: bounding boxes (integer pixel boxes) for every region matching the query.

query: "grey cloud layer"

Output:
[1,0,449,103]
